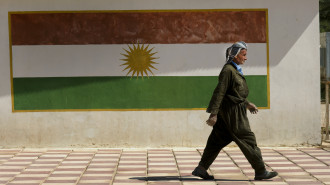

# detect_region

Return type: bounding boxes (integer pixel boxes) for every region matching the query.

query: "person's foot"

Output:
[254,170,278,180]
[192,166,214,180]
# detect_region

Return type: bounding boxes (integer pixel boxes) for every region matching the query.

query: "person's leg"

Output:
[221,103,277,180]
[192,116,232,180]
[230,105,277,180]
[233,132,266,174]
[198,116,232,170]
[234,132,278,180]
[225,104,266,174]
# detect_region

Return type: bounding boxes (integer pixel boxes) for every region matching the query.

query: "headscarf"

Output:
[225,41,247,63]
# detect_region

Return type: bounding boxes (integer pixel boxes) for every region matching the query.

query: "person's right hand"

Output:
[246,102,258,114]
[206,114,217,126]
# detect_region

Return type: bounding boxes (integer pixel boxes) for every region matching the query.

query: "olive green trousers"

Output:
[199,114,266,174]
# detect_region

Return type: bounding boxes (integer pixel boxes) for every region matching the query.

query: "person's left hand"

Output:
[247,102,258,114]
[206,114,217,126]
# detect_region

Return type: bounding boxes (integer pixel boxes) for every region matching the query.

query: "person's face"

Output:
[233,49,247,65]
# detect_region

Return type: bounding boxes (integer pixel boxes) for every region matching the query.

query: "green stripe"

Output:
[13,76,268,110]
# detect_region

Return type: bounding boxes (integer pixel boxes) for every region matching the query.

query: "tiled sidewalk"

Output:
[0,147,329,185]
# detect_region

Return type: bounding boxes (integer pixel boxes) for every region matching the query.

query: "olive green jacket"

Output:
[206,63,250,114]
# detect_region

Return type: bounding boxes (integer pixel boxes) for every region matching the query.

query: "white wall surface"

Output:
[0,0,321,147]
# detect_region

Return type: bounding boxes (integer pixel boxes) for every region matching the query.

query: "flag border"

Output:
[8,9,270,112]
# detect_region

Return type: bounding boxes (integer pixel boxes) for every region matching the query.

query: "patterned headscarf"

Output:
[226,41,247,63]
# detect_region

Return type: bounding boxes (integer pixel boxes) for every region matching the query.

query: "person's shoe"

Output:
[254,170,278,180]
[192,166,214,180]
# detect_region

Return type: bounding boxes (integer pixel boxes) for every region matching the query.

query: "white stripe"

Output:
[12,43,267,77]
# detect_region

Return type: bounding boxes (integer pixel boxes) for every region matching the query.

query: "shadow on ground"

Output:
[130,176,253,182]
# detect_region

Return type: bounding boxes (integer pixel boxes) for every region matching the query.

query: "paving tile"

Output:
[148,182,181,185]
[84,176,114,182]
[49,174,81,177]
[286,182,323,185]
[0,147,329,184]
[214,174,248,180]
[113,178,146,183]
[215,182,250,185]
[44,179,78,183]
[78,176,112,184]
[43,183,76,185]
[7,183,41,185]
[253,182,288,185]
[113,183,145,185]
[182,181,216,185]
[78,183,110,185]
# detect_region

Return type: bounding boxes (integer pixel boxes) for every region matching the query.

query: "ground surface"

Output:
[0,147,330,185]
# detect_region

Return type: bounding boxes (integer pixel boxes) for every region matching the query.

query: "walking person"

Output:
[192,41,278,180]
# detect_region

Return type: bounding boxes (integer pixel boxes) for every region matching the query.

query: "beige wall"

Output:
[0,0,321,147]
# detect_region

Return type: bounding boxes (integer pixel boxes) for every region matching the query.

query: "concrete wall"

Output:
[0,0,321,147]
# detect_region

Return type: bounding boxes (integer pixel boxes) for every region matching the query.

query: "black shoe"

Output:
[254,170,278,180]
[192,166,214,180]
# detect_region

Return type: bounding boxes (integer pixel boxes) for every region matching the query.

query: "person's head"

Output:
[226,41,247,65]
[233,49,247,65]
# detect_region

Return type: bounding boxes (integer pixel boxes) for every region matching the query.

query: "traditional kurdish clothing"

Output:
[198,41,266,174]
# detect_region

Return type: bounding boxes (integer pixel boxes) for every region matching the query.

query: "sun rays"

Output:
[120,43,159,78]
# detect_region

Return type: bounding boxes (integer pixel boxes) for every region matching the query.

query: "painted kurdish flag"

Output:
[9,10,269,111]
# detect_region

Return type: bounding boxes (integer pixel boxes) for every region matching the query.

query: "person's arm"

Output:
[246,100,258,114]
[206,68,232,126]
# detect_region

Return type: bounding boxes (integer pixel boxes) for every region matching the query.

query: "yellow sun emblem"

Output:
[120,43,159,78]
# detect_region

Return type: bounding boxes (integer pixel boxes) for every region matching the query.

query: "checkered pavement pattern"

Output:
[0,147,329,185]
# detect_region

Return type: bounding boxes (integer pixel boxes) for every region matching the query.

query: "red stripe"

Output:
[10,10,266,45]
